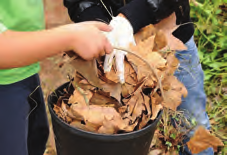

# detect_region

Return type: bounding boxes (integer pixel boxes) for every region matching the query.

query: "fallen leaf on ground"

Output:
[187,126,224,154]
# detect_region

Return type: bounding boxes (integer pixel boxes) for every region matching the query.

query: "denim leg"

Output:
[174,36,214,155]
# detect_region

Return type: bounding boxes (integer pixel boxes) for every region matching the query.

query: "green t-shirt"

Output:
[0,0,45,84]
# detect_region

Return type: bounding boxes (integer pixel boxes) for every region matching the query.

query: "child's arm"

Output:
[0,21,112,69]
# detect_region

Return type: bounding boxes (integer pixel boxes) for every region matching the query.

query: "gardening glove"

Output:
[103,15,135,84]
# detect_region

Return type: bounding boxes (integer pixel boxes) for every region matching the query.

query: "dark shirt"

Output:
[64,0,194,44]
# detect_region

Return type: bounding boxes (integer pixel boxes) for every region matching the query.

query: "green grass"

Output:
[190,0,227,154]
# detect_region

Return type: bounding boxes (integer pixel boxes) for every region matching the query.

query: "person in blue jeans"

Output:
[64,0,213,154]
[174,36,213,155]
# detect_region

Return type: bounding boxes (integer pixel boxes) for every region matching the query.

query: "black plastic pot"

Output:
[48,82,162,155]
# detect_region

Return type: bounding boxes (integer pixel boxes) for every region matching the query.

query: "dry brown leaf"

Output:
[148,149,163,155]
[152,94,163,104]
[150,97,163,120]
[154,13,187,51]
[118,106,127,115]
[146,52,167,69]
[137,67,157,87]
[85,121,101,131]
[134,24,156,43]
[129,35,155,59]
[54,11,190,135]
[133,13,186,52]
[128,78,147,122]
[133,77,147,93]
[187,126,224,154]
[85,105,114,125]
[163,90,182,111]
[71,103,124,131]
[143,93,151,116]
[162,76,187,111]
[131,93,145,122]
[105,69,119,83]
[72,72,95,90]
[139,114,150,130]
[123,119,139,132]
[122,96,131,105]
[53,104,66,120]
[128,35,167,87]
[124,59,138,84]
[61,102,73,122]
[96,64,123,103]
[53,104,60,114]
[70,103,89,121]
[70,120,97,133]
[77,78,96,90]
[70,59,101,87]
[68,88,92,106]
[98,115,129,134]
[67,107,80,120]
[89,90,120,108]
[165,52,179,76]
[153,30,168,51]
[101,82,122,103]
[121,83,134,98]
[104,56,137,85]
[125,95,138,117]
[98,118,117,134]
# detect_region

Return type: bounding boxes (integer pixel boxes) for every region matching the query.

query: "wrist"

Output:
[118,13,126,18]
[52,25,76,52]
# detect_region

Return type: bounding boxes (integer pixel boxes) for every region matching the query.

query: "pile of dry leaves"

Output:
[52,13,224,154]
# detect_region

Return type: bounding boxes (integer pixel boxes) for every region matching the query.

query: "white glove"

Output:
[104,16,135,84]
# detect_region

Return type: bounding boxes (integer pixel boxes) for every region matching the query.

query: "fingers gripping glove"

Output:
[103,16,135,84]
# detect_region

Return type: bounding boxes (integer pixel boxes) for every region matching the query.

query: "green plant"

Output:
[190,0,227,85]
[190,0,227,154]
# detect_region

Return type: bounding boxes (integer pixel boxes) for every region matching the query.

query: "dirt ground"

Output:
[41,0,72,154]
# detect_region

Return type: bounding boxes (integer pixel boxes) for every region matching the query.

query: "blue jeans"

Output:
[174,36,213,155]
[0,74,49,155]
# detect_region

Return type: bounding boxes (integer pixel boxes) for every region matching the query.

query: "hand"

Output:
[103,15,135,84]
[60,21,113,60]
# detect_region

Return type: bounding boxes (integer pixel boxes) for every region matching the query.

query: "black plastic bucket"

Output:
[48,82,162,155]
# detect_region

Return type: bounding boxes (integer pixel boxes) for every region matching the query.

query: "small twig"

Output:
[95,18,109,24]
[27,86,40,119]
[178,21,194,27]
[113,46,166,102]
[100,0,113,18]
[151,74,164,96]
